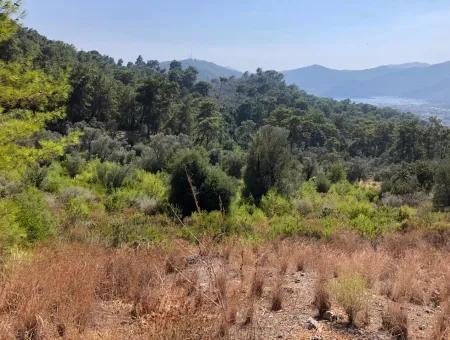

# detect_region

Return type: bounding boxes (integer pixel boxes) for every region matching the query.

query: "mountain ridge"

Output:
[282,61,450,105]
[159,58,242,81]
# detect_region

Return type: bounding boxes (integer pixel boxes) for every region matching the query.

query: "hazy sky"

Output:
[23,0,450,71]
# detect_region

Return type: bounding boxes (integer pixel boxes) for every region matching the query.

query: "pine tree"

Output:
[0,1,78,179]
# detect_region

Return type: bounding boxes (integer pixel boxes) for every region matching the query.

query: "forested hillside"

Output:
[1,2,450,338]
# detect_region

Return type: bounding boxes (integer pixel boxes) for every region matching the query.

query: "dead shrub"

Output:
[381,302,408,340]
[294,244,312,272]
[431,301,450,340]
[390,262,425,305]
[313,276,331,318]
[214,269,227,303]
[249,268,264,298]
[270,277,283,311]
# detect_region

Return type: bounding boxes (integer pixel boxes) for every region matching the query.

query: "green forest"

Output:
[1,1,450,254]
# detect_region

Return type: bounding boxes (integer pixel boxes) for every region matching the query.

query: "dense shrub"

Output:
[433,160,450,211]
[0,199,24,253]
[220,150,245,178]
[315,173,330,193]
[23,164,48,188]
[135,134,191,172]
[96,162,133,193]
[243,125,295,201]
[346,159,367,183]
[169,150,235,216]
[64,152,86,178]
[15,188,56,243]
[328,162,346,183]
[260,190,292,217]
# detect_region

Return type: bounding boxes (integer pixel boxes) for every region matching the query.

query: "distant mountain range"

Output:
[159,59,450,106]
[159,58,242,81]
[282,62,450,105]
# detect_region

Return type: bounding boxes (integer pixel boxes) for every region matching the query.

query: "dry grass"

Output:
[270,276,283,312]
[381,302,408,340]
[249,268,264,299]
[431,301,450,340]
[313,276,331,318]
[0,230,448,338]
[327,272,369,326]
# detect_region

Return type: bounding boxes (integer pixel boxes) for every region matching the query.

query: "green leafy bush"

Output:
[169,150,235,216]
[433,160,450,211]
[65,196,90,222]
[96,162,133,193]
[328,273,369,325]
[260,190,292,217]
[220,150,245,178]
[328,162,347,183]
[315,173,330,193]
[15,188,56,243]
[243,125,294,201]
[63,152,86,178]
[0,199,25,253]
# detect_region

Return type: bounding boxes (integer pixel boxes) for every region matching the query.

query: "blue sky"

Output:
[23,0,450,71]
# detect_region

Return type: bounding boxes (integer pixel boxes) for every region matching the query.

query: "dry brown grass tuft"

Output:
[249,268,264,299]
[0,244,104,338]
[431,301,450,340]
[270,277,283,312]
[313,276,331,319]
[390,260,425,305]
[381,302,408,340]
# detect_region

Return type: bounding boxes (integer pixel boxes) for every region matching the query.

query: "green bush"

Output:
[328,162,347,183]
[260,190,292,217]
[65,196,90,222]
[220,150,245,178]
[226,201,266,235]
[169,150,236,216]
[64,152,86,178]
[315,173,330,193]
[433,160,450,211]
[96,162,133,193]
[293,198,313,216]
[0,199,25,253]
[328,273,369,325]
[181,211,226,241]
[23,164,48,189]
[267,215,303,239]
[243,125,294,201]
[15,188,56,244]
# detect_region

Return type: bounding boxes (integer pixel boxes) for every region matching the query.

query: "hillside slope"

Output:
[160,58,242,81]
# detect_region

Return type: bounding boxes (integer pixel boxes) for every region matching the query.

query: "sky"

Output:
[23,0,450,72]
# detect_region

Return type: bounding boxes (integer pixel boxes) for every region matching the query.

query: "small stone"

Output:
[310,336,322,340]
[306,317,321,330]
[294,278,301,283]
[424,308,432,314]
[323,310,337,322]
[186,255,198,264]
[419,325,425,330]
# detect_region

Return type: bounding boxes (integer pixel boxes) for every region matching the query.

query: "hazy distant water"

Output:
[349,96,427,106]
[336,96,450,125]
